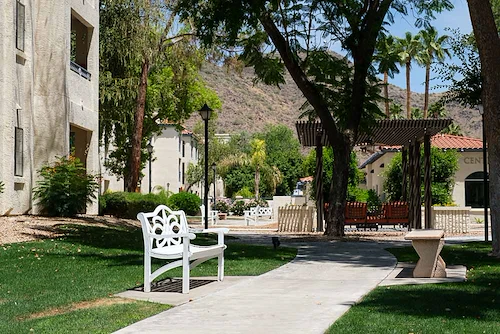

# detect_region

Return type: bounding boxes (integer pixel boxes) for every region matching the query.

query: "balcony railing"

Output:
[70,61,91,80]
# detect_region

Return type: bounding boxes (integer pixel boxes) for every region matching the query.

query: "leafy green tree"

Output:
[428,101,447,118]
[100,0,219,191]
[177,0,452,237]
[416,27,450,117]
[303,148,362,203]
[443,123,462,136]
[397,32,422,118]
[224,165,255,198]
[411,107,424,119]
[256,125,303,196]
[435,29,482,108]
[374,34,400,117]
[383,147,458,205]
[389,103,405,119]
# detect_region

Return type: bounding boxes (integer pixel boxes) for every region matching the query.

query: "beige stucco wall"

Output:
[103,125,200,196]
[0,0,99,215]
[362,150,487,207]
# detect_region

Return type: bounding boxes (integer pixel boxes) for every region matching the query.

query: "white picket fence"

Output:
[278,206,315,232]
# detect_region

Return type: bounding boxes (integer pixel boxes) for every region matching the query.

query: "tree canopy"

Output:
[176,0,453,236]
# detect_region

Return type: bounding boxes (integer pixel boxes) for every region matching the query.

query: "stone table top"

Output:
[405,229,444,240]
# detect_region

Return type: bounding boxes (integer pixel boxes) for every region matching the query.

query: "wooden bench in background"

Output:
[344,201,409,230]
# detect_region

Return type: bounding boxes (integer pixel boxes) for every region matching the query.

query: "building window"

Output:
[178,159,181,182]
[70,12,92,80]
[465,171,489,208]
[14,127,23,176]
[182,163,185,184]
[16,1,25,51]
[182,141,185,157]
[178,136,181,152]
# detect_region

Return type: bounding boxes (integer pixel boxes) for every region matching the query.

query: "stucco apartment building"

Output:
[361,134,488,208]
[103,124,200,195]
[0,0,99,214]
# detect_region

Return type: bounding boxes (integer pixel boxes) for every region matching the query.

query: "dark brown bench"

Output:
[344,202,367,228]
[344,201,409,230]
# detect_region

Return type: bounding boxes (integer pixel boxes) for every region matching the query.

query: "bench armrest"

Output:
[190,228,229,245]
[148,232,196,240]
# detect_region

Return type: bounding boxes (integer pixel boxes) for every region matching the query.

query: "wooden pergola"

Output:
[296,119,453,231]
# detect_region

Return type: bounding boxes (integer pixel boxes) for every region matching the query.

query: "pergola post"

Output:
[424,134,432,229]
[402,146,408,202]
[408,142,415,229]
[315,132,324,232]
[412,141,422,229]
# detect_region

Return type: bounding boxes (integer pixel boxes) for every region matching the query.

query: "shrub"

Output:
[215,201,230,213]
[167,192,201,216]
[100,191,169,219]
[33,156,98,217]
[246,198,268,208]
[235,187,253,199]
[231,200,246,216]
[366,189,382,213]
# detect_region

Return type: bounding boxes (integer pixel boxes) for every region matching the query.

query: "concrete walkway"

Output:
[115,240,397,334]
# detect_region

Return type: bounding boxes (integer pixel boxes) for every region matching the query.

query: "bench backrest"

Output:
[137,205,189,251]
[345,202,367,219]
[257,206,272,215]
[387,201,409,219]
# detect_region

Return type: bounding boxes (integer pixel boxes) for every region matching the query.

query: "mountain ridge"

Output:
[182,62,482,141]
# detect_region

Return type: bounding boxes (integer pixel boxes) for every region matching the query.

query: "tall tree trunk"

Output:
[468,0,500,257]
[406,61,411,118]
[423,63,431,118]
[324,139,351,237]
[255,166,260,200]
[384,71,390,117]
[126,57,150,192]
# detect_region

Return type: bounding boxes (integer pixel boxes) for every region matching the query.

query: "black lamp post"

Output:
[212,162,217,210]
[146,140,154,193]
[478,104,489,242]
[199,103,213,229]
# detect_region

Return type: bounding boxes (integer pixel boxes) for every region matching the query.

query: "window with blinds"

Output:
[16,2,25,51]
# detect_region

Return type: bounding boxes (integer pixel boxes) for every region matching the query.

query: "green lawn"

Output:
[0,223,297,333]
[328,242,500,334]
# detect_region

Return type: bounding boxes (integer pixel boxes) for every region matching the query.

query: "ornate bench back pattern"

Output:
[139,205,189,251]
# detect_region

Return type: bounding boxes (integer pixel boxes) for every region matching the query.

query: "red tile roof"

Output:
[380,134,483,150]
[431,134,483,149]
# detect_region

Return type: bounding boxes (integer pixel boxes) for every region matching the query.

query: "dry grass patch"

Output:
[22,297,134,320]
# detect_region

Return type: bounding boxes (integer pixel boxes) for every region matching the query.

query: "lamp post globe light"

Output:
[199,103,213,229]
[478,104,489,242]
[212,162,217,210]
[146,140,154,193]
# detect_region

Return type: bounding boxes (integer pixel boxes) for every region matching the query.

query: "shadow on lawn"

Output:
[42,223,293,266]
[357,243,500,322]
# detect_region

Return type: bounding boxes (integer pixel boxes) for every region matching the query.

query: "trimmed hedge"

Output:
[166,192,201,216]
[99,191,201,218]
[99,191,168,219]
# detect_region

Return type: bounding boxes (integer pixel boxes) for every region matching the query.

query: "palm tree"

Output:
[218,138,282,200]
[417,27,451,118]
[374,34,401,117]
[397,32,422,119]
[428,102,447,119]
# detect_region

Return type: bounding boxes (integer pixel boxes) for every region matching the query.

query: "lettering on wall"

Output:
[463,157,483,164]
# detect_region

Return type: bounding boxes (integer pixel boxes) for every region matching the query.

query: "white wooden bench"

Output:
[244,205,273,225]
[137,205,229,294]
[200,204,218,225]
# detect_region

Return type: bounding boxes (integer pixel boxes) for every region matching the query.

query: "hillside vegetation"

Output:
[183,62,482,139]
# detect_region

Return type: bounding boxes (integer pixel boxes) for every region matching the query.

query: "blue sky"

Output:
[387,0,472,93]
[329,0,473,93]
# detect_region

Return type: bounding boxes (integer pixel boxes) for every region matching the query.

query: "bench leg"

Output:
[144,255,151,293]
[182,253,190,294]
[218,253,224,281]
